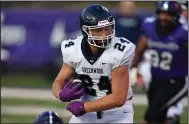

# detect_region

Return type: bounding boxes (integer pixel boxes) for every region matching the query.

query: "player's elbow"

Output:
[117,99,126,107]
[114,95,126,107]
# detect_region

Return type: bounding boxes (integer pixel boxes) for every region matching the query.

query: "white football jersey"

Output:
[61,36,135,103]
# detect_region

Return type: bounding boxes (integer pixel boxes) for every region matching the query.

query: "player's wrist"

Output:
[57,92,61,99]
[58,92,63,101]
[82,102,86,113]
[58,92,62,100]
[83,102,90,113]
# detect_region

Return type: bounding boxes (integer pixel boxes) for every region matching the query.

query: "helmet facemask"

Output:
[82,19,115,48]
[156,11,179,27]
[156,11,180,37]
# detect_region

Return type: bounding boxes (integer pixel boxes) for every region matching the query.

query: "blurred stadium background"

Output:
[1,1,188,123]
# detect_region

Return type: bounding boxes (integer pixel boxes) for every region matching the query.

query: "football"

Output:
[69,79,83,91]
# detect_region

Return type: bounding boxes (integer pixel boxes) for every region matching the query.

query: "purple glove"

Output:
[67,101,86,117]
[59,79,84,102]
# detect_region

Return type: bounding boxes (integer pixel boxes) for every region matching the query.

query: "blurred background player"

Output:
[34,111,64,124]
[114,1,141,45]
[166,1,188,124]
[131,1,188,124]
[179,1,188,23]
[114,1,145,87]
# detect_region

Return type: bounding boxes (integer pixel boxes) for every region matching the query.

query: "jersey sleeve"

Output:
[61,41,75,68]
[112,42,136,69]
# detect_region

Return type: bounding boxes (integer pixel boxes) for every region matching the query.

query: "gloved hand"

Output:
[67,101,86,117]
[59,79,84,102]
[129,67,138,86]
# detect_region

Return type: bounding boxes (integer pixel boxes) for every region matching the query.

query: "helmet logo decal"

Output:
[163,2,168,10]
[98,20,109,26]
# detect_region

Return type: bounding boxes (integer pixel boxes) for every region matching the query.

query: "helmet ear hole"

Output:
[82,25,89,35]
[82,25,89,38]
[82,25,87,31]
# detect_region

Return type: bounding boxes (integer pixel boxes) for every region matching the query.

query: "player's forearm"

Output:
[132,35,148,67]
[132,50,144,67]
[132,45,147,67]
[52,82,63,100]
[84,93,126,112]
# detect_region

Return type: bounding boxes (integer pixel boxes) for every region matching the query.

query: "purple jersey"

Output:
[142,16,188,78]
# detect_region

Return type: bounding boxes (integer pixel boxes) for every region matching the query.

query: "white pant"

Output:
[167,102,184,118]
[69,100,134,123]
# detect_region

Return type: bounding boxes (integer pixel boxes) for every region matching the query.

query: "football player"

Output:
[131,1,188,124]
[34,111,64,124]
[179,1,188,22]
[52,4,136,123]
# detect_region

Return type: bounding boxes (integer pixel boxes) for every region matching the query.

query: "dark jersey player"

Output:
[131,1,188,124]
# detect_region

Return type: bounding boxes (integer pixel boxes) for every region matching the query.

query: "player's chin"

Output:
[95,40,108,46]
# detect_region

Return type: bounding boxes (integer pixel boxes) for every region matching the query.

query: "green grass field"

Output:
[1,72,145,93]
[1,72,52,88]
[1,97,188,123]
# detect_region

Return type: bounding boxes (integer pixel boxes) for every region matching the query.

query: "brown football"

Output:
[69,79,83,91]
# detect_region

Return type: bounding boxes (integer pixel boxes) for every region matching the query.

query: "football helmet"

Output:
[80,4,115,48]
[155,1,182,36]
[34,111,63,124]
[156,1,181,18]
[178,1,188,10]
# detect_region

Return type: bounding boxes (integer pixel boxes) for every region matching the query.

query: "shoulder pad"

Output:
[61,36,82,51]
[61,36,82,67]
[144,16,156,23]
[110,37,136,69]
[112,37,133,54]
